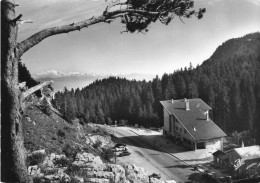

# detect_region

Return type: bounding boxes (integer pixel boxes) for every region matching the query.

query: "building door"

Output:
[197,142,206,149]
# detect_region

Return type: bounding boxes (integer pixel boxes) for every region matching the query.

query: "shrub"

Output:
[41,168,59,175]
[67,168,90,181]
[101,148,114,161]
[118,119,128,126]
[92,128,100,134]
[66,164,81,176]
[63,126,71,132]
[69,177,82,183]
[33,177,47,183]
[57,129,66,138]
[62,144,80,161]
[40,97,52,116]
[27,152,46,166]
[54,157,71,167]
[92,139,102,148]
[82,146,89,152]
[105,117,113,125]
[79,118,85,126]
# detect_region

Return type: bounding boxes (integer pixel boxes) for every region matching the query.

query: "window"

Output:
[184,129,187,134]
[175,126,178,131]
[183,138,187,143]
[180,128,182,133]
[175,117,178,123]
[169,115,172,131]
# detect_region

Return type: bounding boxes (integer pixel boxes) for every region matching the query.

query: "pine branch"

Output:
[15,9,161,58]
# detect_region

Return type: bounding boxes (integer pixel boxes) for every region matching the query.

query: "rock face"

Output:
[106,164,127,183]
[28,165,41,176]
[28,151,166,183]
[72,152,103,169]
[44,171,70,183]
[71,152,155,183]
[71,152,128,183]
[124,164,149,183]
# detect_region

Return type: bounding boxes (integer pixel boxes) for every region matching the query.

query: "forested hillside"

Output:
[53,32,260,137]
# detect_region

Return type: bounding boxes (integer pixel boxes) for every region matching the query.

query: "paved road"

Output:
[103,126,196,183]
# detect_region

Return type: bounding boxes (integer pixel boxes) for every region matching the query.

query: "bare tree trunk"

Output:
[1,0,29,182]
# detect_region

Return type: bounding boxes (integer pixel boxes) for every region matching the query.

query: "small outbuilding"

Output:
[213,150,228,167]
[225,145,260,177]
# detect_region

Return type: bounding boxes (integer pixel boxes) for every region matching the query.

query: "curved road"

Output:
[103,126,196,183]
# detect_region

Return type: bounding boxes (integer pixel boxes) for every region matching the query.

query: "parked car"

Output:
[114,143,127,148]
[149,173,161,179]
[112,143,128,152]
[118,150,131,157]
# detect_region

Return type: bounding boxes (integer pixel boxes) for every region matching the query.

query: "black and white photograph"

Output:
[1,0,260,182]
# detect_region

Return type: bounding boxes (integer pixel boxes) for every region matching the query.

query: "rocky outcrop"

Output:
[105,164,127,183]
[72,152,103,170]
[41,153,67,169]
[70,152,162,183]
[44,170,70,183]
[28,165,41,176]
[123,164,149,183]
[71,152,128,182]
[28,151,167,183]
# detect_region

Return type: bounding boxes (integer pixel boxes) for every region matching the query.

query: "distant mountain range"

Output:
[33,70,155,91]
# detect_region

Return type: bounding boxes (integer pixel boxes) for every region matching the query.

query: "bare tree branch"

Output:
[17,19,33,27]
[15,9,161,58]
[12,13,22,22]
[20,81,53,101]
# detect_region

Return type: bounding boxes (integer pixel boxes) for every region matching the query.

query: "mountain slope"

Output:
[209,32,260,62]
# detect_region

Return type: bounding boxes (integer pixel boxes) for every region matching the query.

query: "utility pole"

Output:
[113,129,117,164]
[114,150,117,164]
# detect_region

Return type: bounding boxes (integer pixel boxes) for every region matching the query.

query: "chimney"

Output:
[184,98,190,110]
[241,141,244,148]
[171,99,174,103]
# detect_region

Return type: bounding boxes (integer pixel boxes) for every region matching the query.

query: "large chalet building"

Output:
[160,98,226,151]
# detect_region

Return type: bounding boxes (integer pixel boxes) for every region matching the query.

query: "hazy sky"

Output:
[17,0,260,76]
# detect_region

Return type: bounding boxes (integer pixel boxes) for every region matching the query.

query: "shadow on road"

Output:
[185,172,218,183]
[164,164,191,169]
[181,157,211,162]
[115,134,190,154]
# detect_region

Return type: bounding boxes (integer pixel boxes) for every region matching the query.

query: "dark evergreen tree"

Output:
[240,71,256,130]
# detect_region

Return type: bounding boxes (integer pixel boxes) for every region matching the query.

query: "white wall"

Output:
[163,108,170,132]
[205,139,222,152]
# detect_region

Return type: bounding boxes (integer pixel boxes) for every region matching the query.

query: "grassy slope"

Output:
[23,105,83,152]
[22,105,111,162]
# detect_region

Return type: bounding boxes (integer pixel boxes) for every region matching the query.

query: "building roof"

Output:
[213,150,226,157]
[160,98,226,141]
[232,145,260,160]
